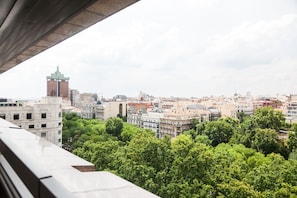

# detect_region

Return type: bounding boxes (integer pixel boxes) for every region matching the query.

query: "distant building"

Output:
[95,101,128,120]
[128,102,152,114]
[127,111,143,128]
[0,97,63,146]
[112,95,127,101]
[142,112,164,138]
[47,66,70,99]
[159,115,194,138]
[208,108,221,121]
[69,89,80,106]
[284,95,297,123]
[285,102,297,123]
[253,99,282,110]
[127,102,152,128]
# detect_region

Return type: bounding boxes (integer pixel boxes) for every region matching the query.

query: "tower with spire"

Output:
[46,66,70,99]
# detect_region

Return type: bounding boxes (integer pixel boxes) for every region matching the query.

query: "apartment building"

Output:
[127,111,143,128]
[142,111,164,138]
[159,115,194,138]
[0,97,62,146]
[285,102,297,123]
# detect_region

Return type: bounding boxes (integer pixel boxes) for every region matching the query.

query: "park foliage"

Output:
[62,107,297,197]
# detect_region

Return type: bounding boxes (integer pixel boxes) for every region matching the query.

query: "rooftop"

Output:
[47,66,70,81]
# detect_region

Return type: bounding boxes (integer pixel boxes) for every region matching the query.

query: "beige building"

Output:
[0,97,63,146]
[95,101,128,120]
[159,115,194,138]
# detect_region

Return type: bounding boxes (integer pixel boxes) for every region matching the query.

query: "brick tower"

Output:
[47,66,69,99]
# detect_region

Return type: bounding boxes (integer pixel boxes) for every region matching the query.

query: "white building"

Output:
[285,102,297,123]
[127,112,142,128]
[142,112,164,137]
[0,97,63,146]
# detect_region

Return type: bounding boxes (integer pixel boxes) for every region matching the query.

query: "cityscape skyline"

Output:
[0,0,297,99]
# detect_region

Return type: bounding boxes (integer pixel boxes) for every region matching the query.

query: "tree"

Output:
[237,111,246,123]
[288,130,297,152]
[218,179,259,198]
[191,118,199,130]
[105,117,123,137]
[120,122,141,142]
[195,135,211,145]
[251,128,279,155]
[234,117,258,147]
[253,107,285,131]
[202,120,235,146]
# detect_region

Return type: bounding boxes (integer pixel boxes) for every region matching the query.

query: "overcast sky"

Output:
[1,0,297,99]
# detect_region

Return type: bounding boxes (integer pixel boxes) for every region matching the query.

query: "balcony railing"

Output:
[0,118,158,197]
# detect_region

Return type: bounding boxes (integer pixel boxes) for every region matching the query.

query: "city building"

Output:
[127,111,143,128]
[96,101,128,120]
[47,66,70,99]
[285,102,297,123]
[0,97,63,146]
[284,95,297,123]
[253,98,282,110]
[159,115,194,138]
[142,111,164,138]
[70,89,80,106]
[127,102,152,128]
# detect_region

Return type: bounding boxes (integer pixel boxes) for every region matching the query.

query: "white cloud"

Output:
[199,14,297,69]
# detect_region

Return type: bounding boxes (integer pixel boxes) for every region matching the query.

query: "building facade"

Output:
[141,112,164,138]
[285,102,297,123]
[127,111,143,128]
[159,115,194,138]
[0,97,63,146]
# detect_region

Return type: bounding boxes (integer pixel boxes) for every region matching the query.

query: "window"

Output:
[26,113,32,119]
[29,124,34,129]
[59,112,62,117]
[41,113,46,119]
[58,130,61,135]
[41,124,46,128]
[41,132,46,137]
[13,114,19,120]
[0,114,5,119]
[58,122,61,126]
[58,138,61,143]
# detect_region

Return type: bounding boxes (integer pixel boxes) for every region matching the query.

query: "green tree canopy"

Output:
[105,117,123,137]
[202,120,235,146]
[253,107,285,131]
[251,128,279,155]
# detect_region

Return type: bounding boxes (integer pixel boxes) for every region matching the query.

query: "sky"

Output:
[1,0,297,99]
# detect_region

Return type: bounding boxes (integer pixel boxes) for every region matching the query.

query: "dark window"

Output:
[0,114,5,119]
[119,103,123,117]
[58,130,61,135]
[41,124,46,128]
[59,112,62,117]
[41,132,46,137]
[13,114,19,120]
[41,113,46,119]
[26,113,32,119]
[29,124,34,129]
[58,122,61,126]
